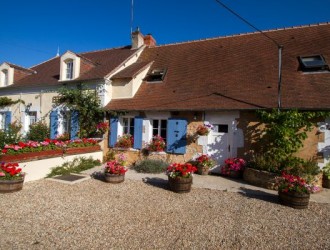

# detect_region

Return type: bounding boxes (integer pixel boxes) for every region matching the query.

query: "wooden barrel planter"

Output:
[0,178,25,193]
[278,191,310,209]
[322,176,330,189]
[168,176,192,193]
[243,167,278,190]
[104,173,125,184]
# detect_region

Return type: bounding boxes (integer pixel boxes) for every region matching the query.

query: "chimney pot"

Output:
[144,34,156,47]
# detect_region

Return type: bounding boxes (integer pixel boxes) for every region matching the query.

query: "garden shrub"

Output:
[46,157,101,177]
[103,149,115,163]
[247,154,282,174]
[26,121,49,142]
[0,122,22,148]
[134,159,168,173]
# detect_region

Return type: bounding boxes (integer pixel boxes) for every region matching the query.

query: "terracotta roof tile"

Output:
[105,23,330,111]
[111,61,152,80]
[11,46,137,88]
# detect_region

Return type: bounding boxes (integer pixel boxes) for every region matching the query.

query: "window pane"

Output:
[129,118,134,136]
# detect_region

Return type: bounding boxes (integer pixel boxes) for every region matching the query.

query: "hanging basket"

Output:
[168,176,193,193]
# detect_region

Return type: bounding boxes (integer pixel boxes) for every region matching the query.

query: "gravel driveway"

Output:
[1,178,329,249]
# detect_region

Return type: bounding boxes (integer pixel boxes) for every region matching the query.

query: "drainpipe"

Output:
[278,46,283,110]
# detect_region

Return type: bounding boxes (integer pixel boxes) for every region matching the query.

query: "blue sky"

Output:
[1,0,330,68]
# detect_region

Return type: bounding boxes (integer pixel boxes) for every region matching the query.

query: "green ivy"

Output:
[55,86,104,138]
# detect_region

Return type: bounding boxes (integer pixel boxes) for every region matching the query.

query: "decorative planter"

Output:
[322,176,330,189]
[104,173,125,184]
[0,177,24,193]
[168,176,193,193]
[278,190,310,209]
[0,146,101,163]
[0,150,64,163]
[229,170,242,178]
[243,167,278,190]
[196,165,209,175]
[66,145,101,155]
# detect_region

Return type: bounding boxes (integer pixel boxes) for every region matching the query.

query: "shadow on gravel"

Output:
[238,187,279,204]
[90,171,106,182]
[142,177,169,191]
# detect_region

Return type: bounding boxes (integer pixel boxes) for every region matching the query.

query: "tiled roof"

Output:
[111,61,152,80]
[105,23,330,111]
[11,46,137,88]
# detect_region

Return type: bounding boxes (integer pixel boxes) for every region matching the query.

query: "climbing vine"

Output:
[55,86,104,138]
[0,97,24,108]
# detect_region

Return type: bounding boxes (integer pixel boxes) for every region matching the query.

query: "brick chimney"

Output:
[131,28,144,49]
[144,34,156,47]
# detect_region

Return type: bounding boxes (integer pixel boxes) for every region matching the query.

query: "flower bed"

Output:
[0,139,101,163]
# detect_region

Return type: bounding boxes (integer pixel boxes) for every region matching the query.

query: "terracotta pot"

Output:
[0,177,24,193]
[0,150,63,163]
[168,176,192,193]
[66,145,101,155]
[104,173,125,184]
[197,165,209,175]
[278,190,310,209]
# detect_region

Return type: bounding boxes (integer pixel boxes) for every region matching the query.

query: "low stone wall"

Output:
[21,151,103,183]
[243,167,279,190]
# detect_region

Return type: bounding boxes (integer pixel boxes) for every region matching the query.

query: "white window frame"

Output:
[120,117,134,136]
[66,60,74,80]
[152,119,167,140]
[0,113,5,130]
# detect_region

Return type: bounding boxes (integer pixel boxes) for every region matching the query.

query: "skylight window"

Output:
[146,68,167,82]
[299,55,329,71]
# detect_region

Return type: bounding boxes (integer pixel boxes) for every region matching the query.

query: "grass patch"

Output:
[134,159,168,174]
[46,157,101,178]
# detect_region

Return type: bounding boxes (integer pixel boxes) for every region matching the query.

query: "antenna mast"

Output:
[130,0,134,35]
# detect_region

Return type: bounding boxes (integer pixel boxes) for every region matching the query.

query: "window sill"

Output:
[149,151,166,155]
[113,147,139,152]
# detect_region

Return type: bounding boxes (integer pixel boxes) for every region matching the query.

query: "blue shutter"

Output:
[50,111,58,139]
[70,110,79,140]
[109,117,118,147]
[134,116,143,149]
[4,111,11,130]
[166,118,187,154]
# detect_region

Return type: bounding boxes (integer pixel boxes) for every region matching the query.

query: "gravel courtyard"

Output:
[1,178,329,249]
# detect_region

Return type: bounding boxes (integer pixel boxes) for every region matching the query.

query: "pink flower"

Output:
[0,172,5,177]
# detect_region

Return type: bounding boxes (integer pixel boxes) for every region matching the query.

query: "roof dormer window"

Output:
[299,55,329,71]
[2,69,8,86]
[65,60,73,80]
[146,68,167,82]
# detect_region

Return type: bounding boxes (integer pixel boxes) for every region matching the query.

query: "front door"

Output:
[207,124,230,174]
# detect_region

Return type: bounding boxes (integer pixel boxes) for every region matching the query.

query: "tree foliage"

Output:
[55,86,104,138]
[256,109,329,164]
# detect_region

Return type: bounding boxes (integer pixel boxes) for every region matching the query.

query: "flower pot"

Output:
[197,166,209,175]
[229,170,242,178]
[278,190,310,209]
[168,176,192,193]
[104,173,125,184]
[243,167,278,190]
[322,176,330,189]
[66,145,101,155]
[0,177,24,193]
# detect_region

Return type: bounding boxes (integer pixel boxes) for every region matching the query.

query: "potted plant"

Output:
[194,154,215,175]
[322,163,330,188]
[146,135,166,152]
[166,163,197,193]
[221,157,246,178]
[0,162,25,193]
[104,154,127,183]
[276,172,311,209]
[196,124,213,136]
[115,134,134,148]
[95,122,109,137]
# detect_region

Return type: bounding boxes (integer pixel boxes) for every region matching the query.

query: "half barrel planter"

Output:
[104,173,125,184]
[0,176,25,193]
[278,191,310,209]
[196,165,209,175]
[168,176,193,193]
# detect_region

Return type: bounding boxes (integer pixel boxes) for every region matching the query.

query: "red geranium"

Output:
[166,163,197,178]
[0,162,24,180]
[104,160,127,175]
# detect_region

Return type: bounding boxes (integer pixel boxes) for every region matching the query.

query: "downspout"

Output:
[278,46,283,110]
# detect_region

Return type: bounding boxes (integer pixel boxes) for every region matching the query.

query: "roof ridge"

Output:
[6,62,36,73]
[155,22,330,48]
[79,45,133,55]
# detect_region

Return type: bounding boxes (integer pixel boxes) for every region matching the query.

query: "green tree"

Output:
[55,86,104,138]
[0,97,24,108]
